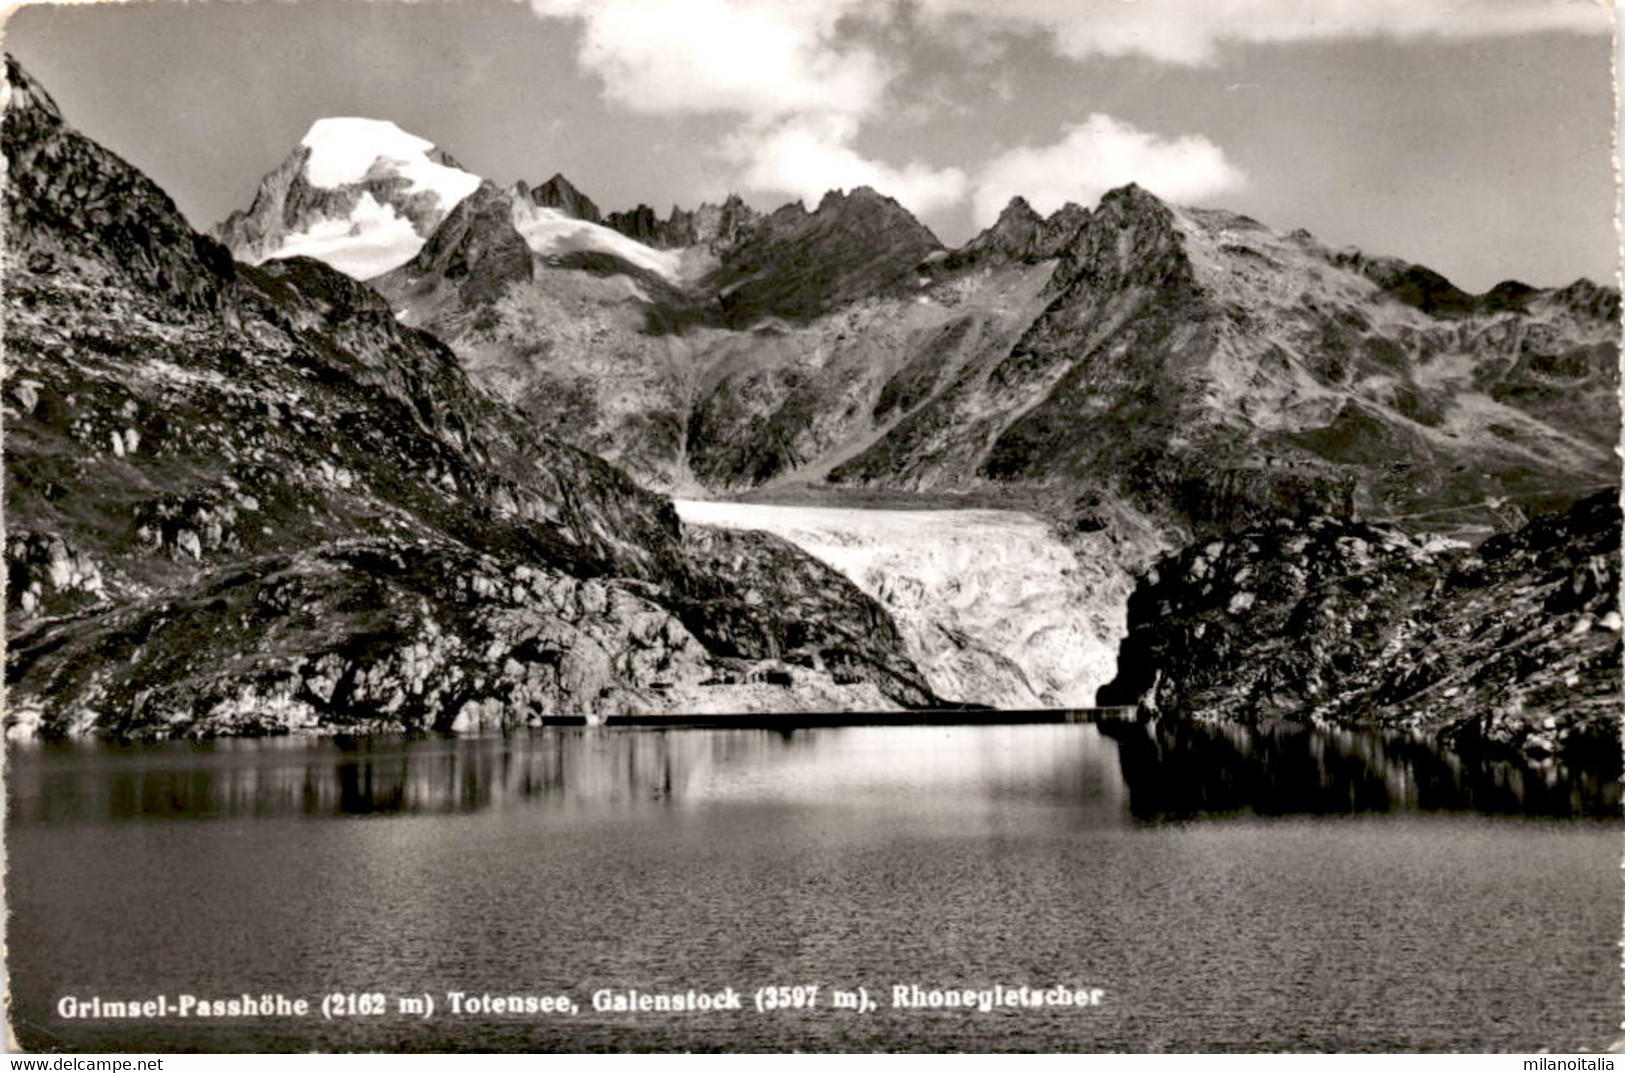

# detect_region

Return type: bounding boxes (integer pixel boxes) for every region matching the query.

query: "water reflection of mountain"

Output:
[1097,715,1621,820]
[9,719,1617,825]
[8,731,802,823]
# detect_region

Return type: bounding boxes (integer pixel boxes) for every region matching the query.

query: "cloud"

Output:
[915,0,1610,65]
[972,115,1247,225]
[727,115,970,218]
[529,0,891,119]
[529,0,970,220]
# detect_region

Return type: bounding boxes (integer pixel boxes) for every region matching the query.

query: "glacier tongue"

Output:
[674,500,1127,709]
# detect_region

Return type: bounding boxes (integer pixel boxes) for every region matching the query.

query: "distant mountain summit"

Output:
[214,117,481,278]
[518,172,604,224]
[939,195,1090,270]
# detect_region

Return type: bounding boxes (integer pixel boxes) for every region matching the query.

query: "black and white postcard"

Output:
[3,0,1620,1054]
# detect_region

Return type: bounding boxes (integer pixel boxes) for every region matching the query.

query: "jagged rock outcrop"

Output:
[1098,492,1622,766]
[601,193,760,252]
[519,173,603,224]
[665,194,761,252]
[701,186,942,327]
[3,56,943,737]
[937,196,1090,271]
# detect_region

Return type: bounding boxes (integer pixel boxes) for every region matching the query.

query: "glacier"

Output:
[674,500,1129,709]
[511,200,686,282]
[270,191,426,280]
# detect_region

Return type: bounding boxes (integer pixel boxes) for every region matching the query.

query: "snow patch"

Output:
[511,201,683,282]
[300,117,481,209]
[265,191,426,279]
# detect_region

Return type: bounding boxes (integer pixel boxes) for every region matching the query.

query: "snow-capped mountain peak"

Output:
[215,118,481,280]
[299,117,480,203]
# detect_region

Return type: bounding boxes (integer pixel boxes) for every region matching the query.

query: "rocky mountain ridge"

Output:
[13,60,1619,755]
[250,120,1620,746]
[279,128,1619,553]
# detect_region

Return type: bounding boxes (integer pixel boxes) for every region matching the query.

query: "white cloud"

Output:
[529,0,891,119]
[528,0,970,221]
[972,115,1247,225]
[916,0,1610,65]
[727,115,970,218]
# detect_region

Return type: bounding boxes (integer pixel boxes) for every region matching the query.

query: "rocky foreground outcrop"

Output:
[2,56,940,737]
[1099,492,1622,766]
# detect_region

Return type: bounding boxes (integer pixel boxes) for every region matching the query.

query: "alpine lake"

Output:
[7,715,1620,1052]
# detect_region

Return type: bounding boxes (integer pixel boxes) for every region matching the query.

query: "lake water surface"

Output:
[7,720,1620,1052]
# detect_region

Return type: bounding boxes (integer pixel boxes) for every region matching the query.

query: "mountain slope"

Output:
[210,111,1619,732]
[365,176,1022,492]
[831,187,1618,538]
[2,56,940,736]
[697,186,942,327]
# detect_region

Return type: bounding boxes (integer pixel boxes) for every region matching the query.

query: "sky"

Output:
[2,0,1617,290]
